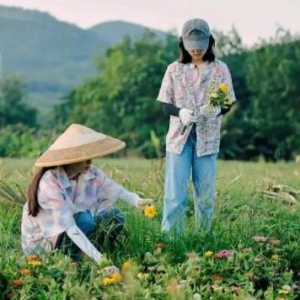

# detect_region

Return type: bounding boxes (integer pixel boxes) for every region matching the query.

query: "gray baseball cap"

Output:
[181,18,211,51]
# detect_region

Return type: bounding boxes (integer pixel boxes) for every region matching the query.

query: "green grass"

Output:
[1,158,300,299]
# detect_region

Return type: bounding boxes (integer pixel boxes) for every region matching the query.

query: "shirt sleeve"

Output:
[94,168,139,207]
[37,170,75,239]
[157,65,174,104]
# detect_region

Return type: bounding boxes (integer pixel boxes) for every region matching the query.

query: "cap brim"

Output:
[183,38,209,51]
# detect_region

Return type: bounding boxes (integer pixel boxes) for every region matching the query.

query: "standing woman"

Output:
[157,18,236,234]
[22,124,153,272]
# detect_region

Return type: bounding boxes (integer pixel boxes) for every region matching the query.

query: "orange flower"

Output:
[27,254,39,262]
[212,274,221,281]
[12,279,22,287]
[20,269,31,276]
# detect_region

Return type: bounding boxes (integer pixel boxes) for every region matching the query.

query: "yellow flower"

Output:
[28,260,42,267]
[110,272,122,283]
[278,289,289,295]
[144,204,157,219]
[225,97,233,105]
[219,83,229,93]
[137,272,149,281]
[204,251,214,258]
[102,277,114,285]
[271,254,279,261]
[122,261,131,271]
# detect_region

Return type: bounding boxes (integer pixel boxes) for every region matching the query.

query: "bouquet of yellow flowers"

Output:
[199,82,234,117]
[208,82,234,108]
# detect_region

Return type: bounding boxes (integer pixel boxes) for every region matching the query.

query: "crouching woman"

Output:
[21,123,153,273]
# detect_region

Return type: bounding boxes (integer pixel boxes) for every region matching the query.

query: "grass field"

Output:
[0,158,300,299]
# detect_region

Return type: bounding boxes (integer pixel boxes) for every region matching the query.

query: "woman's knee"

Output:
[74,211,96,236]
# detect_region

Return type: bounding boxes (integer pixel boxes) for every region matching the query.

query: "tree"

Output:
[55,32,178,157]
[0,75,37,126]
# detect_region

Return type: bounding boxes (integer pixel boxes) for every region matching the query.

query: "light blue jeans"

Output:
[162,130,217,234]
[56,207,124,262]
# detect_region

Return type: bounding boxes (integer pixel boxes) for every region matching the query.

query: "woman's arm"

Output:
[66,225,102,262]
[162,103,180,117]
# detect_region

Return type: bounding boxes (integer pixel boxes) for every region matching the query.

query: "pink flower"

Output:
[215,250,233,258]
[253,236,268,242]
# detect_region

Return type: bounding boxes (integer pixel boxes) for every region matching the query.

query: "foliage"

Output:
[1,158,300,299]
[221,31,300,161]
[0,76,37,127]
[0,124,54,158]
[55,32,178,157]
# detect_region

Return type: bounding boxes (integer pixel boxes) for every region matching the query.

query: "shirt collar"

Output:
[55,166,96,189]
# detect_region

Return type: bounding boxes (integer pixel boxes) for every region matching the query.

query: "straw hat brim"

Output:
[35,137,125,167]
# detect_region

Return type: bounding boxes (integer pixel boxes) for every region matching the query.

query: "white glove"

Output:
[103,266,120,275]
[137,198,154,211]
[179,108,197,126]
[199,104,217,117]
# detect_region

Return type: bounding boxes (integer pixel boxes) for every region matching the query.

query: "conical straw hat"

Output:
[35,124,125,167]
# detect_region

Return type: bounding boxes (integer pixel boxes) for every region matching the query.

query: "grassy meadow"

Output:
[0,157,300,299]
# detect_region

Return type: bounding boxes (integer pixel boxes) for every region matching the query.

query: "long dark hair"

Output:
[27,167,54,217]
[178,35,215,64]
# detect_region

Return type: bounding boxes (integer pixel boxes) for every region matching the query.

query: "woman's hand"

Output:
[137,198,154,211]
[103,265,120,274]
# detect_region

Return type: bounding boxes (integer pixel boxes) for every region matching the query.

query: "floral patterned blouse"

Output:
[157,59,236,157]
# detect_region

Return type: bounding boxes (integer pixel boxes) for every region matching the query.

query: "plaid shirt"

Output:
[157,59,236,157]
[21,165,138,254]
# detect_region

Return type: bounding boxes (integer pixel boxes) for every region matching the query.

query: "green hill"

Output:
[0,5,168,119]
[89,20,167,46]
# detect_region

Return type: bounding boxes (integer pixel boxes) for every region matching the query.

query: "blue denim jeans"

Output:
[56,207,124,261]
[162,129,217,234]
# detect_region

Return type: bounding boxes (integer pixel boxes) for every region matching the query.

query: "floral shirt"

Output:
[157,59,236,157]
[21,165,139,255]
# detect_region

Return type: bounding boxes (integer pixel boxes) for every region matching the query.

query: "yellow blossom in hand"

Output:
[219,83,229,93]
[110,272,122,283]
[102,277,114,285]
[204,251,214,258]
[144,204,157,219]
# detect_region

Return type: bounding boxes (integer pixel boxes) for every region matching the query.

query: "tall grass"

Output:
[0,158,300,298]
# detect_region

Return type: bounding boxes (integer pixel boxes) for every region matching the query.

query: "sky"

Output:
[0,0,299,46]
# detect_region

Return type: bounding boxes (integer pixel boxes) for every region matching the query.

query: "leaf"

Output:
[0,180,26,206]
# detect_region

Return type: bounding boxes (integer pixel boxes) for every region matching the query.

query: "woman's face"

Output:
[65,159,92,178]
[188,48,207,62]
